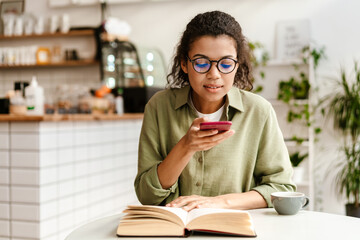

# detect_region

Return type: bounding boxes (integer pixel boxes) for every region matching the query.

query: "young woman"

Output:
[135,11,295,211]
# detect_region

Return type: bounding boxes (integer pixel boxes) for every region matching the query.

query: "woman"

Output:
[135,11,295,211]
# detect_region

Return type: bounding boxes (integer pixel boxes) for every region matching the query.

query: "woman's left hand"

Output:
[166,195,227,211]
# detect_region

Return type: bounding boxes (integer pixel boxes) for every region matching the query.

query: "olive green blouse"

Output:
[134,85,296,207]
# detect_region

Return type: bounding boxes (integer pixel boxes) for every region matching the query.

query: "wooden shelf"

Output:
[0,60,99,69]
[0,29,95,40]
[269,99,309,106]
[285,140,309,147]
[266,58,306,66]
[0,113,144,122]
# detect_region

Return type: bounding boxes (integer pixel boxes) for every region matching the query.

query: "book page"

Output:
[127,205,188,226]
[151,206,188,226]
[186,208,249,224]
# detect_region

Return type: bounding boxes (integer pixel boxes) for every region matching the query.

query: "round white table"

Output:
[66,208,360,240]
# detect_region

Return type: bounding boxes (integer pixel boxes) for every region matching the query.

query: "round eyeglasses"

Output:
[187,56,238,74]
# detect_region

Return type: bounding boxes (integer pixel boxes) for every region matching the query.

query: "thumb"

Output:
[192,117,209,128]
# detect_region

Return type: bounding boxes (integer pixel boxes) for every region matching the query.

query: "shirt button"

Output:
[196,182,201,187]
[198,157,203,163]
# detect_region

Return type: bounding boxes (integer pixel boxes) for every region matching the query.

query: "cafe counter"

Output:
[0,113,143,240]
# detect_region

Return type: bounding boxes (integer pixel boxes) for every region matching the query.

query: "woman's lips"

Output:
[203,84,223,89]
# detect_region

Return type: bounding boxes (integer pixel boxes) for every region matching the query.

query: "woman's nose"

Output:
[206,63,221,79]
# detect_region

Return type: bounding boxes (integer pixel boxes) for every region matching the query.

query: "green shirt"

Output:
[135,85,296,207]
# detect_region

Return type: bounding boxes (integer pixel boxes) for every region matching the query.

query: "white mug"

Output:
[60,14,70,33]
[49,15,59,33]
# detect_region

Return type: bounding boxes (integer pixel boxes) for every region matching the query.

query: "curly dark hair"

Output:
[166,11,253,90]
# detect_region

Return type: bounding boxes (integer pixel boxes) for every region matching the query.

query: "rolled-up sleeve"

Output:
[251,105,296,207]
[134,100,179,205]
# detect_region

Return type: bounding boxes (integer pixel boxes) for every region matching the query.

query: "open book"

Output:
[116,205,256,237]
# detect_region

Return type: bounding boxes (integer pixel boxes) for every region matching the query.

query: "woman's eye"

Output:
[196,63,209,68]
[220,64,232,69]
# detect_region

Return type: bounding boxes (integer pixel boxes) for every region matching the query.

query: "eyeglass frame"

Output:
[186,55,238,74]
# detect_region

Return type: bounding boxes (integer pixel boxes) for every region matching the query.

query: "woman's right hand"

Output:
[181,117,235,153]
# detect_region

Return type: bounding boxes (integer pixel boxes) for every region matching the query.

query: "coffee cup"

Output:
[271,192,309,215]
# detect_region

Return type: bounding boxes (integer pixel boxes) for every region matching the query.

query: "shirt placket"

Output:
[193,151,205,195]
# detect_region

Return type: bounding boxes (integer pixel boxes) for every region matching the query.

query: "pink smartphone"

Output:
[199,121,232,132]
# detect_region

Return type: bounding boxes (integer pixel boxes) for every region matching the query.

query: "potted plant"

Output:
[290,151,309,183]
[248,41,269,93]
[324,62,360,217]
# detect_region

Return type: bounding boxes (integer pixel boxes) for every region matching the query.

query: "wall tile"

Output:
[0,133,9,149]
[39,184,57,203]
[58,180,74,198]
[10,122,39,133]
[58,131,74,148]
[57,121,73,131]
[11,187,39,203]
[58,148,74,165]
[0,220,10,237]
[74,177,88,194]
[0,203,9,219]
[11,169,39,185]
[40,201,57,220]
[0,123,8,132]
[11,133,39,150]
[58,164,73,182]
[74,131,88,146]
[74,146,88,162]
[0,186,9,202]
[11,221,39,239]
[59,196,74,214]
[74,208,88,226]
[11,151,39,168]
[58,212,74,232]
[0,169,8,185]
[0,151,9,167]
[39,150,57,167]
[74,161,87,178]
[39,122,57,133]
[11,204,39,221]
[39,133,57,150]
[40,167,57,185]
[40,218,57,238]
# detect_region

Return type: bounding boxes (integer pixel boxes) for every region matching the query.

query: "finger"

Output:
[208,129,235,141]
[192,117,209,128]
[167,195,200,208]
[182,200,204,211]
[197,129,219,137]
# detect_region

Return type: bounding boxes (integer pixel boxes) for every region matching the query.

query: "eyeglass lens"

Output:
[192,58,236,73]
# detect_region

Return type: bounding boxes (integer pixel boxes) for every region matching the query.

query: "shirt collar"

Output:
[174,85,244,112]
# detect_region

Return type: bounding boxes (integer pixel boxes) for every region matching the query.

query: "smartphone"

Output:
[199,121,232,133]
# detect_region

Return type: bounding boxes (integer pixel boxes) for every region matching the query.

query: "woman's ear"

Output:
[181,58,188,74]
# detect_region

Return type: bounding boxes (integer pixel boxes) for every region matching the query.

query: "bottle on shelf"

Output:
[25,76,44,115]
[10,82,28,115]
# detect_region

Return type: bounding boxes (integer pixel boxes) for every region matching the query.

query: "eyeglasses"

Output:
[187,56,238,74]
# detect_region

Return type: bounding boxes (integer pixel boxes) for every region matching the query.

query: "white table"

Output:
[65,208,360,240]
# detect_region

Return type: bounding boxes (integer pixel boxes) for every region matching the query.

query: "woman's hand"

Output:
[182,117,235,154]
[166,195,228,211]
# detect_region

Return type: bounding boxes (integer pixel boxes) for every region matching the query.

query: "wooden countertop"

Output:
[0,113,143,122]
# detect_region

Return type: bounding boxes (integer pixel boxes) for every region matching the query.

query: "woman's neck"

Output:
[191,92,225,114]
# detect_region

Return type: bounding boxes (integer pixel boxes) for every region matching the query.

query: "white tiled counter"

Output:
[0,115,143,240]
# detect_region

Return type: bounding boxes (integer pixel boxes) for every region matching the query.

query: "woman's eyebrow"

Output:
[192,54,236,59]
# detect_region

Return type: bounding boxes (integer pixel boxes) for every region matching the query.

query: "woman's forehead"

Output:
[188,35,237,58]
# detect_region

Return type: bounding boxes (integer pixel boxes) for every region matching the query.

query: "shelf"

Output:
[0,60,99,69]
[266,58,306,66]
[0,30,95,40]
[269,99,309,106]
[294,181,310,187]
[285,140,309,147]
